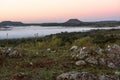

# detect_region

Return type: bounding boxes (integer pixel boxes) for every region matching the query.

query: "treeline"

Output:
[0,29,120,49]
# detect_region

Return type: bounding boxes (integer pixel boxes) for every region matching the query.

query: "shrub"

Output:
[74,36,92,47]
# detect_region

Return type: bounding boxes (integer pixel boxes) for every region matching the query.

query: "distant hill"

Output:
[0,19,120,27]
[63,19,83,26]
[0,21,25,26]
[65,19,82,24]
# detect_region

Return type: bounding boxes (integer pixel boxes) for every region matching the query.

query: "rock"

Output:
[8,50,22,57]
[47,48,51,51]
[70,46,78,51]
[99,75,120,80]
[0,47,24,58]
[75,60,86,66]
[107,62,116,68]
[94,48,103,55]
[56,71,80,80]
[70,44,120,69]
[106,44,120,57]
[115,71,120,75]
[56,72,98,80]
[105,44,120,68]
[57,72,120,80]
[99,58,106,65]
[77,47,88,59]
[86,56,98,64]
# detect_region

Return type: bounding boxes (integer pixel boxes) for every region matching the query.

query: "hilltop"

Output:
[0,21,25,26]
[0,19,120,27]
[63,19,82,26]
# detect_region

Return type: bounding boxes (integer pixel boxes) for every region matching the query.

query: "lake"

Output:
[0,26,120,39]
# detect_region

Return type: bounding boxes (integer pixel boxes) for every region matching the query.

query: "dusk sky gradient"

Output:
[0,0,120,23]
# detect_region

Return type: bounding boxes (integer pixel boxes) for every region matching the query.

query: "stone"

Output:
[57,71,120,80]
[70,46,78,51]
[77,47,88,59]
[107,62,116,69]
[105,44,120,68]
[56,72,98,80]
[47,48,51,51]
[75,60,86,66]
[86,56,98,64]
[99,58,106,65]
[115,71,120,75]
[56,71,80,80]
[94,47,103,54]
[99,75,120,80]
[0,47,24,58]
[70,44,120,69]
[106,44,120,57]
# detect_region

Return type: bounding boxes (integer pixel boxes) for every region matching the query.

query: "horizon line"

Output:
[0,19,120,23]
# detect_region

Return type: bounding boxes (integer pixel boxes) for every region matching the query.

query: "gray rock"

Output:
[75,60,86,66]
[57,72,120,80]
[86,56,98,64]
[107,62,116,69]
[115,71,120,75]
[70,46,78,51]
[56,71,80,80]
[77,47,88,59]
[47,48,51,51]
[94,48,103,55]
[0,47,23,58]
[56,72,98,80]
[99,75,120,80]
[105,44,120,68]
[106,44,120,57]
[70,44,120,69]
[99,58,106,65]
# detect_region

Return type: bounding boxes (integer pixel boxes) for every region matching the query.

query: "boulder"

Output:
[106,44,120,57]
[99,75,120,80]
[107,62,116,69]
[105,44,120,68]
[70,44,120,69]
[57,72,120,80]
[70,46,78,51]
[93,48,103,55]
[75,60,86,66]
[77,47,88,59]
[0,47,24,58]
[47,48,51,51]
[56,72,98,80]
[99,58,107,65]
[86,56,98,64]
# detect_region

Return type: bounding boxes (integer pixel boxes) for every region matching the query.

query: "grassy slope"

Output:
[0,29,120,80]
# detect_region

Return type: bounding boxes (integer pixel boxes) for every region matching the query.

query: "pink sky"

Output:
[0,0,120,23]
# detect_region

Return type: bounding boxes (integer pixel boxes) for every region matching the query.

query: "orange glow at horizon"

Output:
[0,0,120,22]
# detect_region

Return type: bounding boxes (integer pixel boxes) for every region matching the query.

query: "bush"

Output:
[74,36,92,47]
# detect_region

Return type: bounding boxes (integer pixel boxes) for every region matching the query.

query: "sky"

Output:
[0,0,120,23]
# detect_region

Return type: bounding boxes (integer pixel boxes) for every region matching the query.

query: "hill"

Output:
[0,21,25,26]
[0,19,120,27]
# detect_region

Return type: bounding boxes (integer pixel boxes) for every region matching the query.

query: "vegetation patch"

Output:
[0,29,120,80]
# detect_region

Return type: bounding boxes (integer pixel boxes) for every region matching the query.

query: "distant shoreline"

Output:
[0,19,120,27]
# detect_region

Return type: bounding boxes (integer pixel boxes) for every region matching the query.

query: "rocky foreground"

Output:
[0,44,120,80]
[57,44,120,80]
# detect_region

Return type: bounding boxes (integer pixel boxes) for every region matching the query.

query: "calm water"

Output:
[0,26,120,39]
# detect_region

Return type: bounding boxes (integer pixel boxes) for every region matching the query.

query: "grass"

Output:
[0,29,120,80]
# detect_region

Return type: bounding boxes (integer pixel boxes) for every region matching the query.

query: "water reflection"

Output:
[0,26,120,39]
